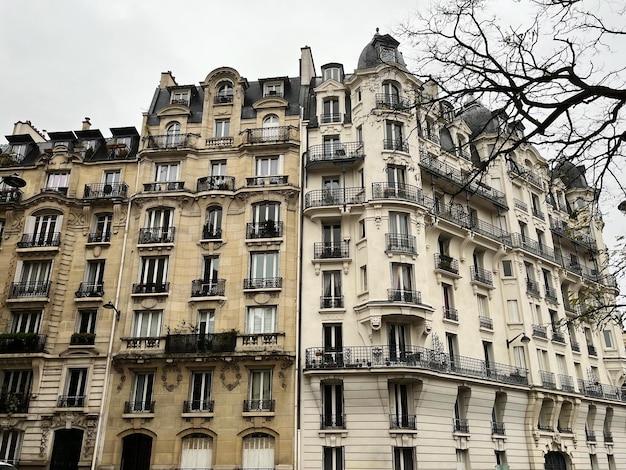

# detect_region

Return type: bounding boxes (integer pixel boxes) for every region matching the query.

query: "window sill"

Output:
[242,411,275,418]
[123,412,154,419]
[182,411,214,418]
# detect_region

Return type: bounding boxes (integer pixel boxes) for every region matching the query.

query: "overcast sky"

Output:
[1,0,624,293]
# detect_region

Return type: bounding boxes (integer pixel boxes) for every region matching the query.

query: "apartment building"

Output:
[298,32,626,470]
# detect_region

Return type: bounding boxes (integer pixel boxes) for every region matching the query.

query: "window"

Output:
[261,115,280,141]
[45,172,70,193]
[388,212,411,249]
[390,382,413,429]
[477,294,490,322]
[202,255,220,283]
[215,119,230,137]
[322,271,342,308]
[323,135,341,156]
[248,252,279,287]
[76,310,97,335]
[513,346,526,371]
[204,206,222,239]
[29,213,60,246]
[391,263,414,301]
[189,372,212,411]
[137,256,169,292]
[130,372,154,412]
[171,90,189,105]
[216,81,233,103]
[323,447,344,470]
[251,202,281,237]
[242,433,274,468]
[197,310,215,335]
[180,434,212,468]
[155,163,179,183]
[385,121,405,151]
[603,330,614,349]
[454,387,470,433]
[90,213,112,243]
[79,260,105,296]
[388,323,407,361]
[11,311,41,333]
[142,208,174,243]
[247,370,272,411]
[165,122,181,147]
[322,98,341,123]
[18,260,52,292]
[442,283,456,320]
[1,370,31,413]
[255,155,281,177]
[246,306,277,334]
[507,300,520,323]
[10,144,27,161]
[393,447,414,470]
[323,324,343,353]
[323,67,341,82]
[382,82,401,107]
[0,430,22,465]
[456,449,469,470]
[132,311,162,337]
[264,83,282,97]
[360,265,368,292]
[0,219,4,243]
[359,219,366,238]
[62,368,88,407]
[322,382,344,428]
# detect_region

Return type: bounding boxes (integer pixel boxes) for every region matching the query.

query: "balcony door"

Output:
[323,324,343,365]
[322,177,341,204]
[390,383,410,428]
[65,369,88,406]
[322,271,342,308]
[33,214,58,244]
[322,383,344,428]
[190,373,212,411]
[388,323,407,361]
[249,252,278,281]
[132,373,154,412]
[139,257,168,289]
[50,429,83,470]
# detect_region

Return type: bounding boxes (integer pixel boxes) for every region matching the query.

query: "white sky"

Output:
[1,0,624,295]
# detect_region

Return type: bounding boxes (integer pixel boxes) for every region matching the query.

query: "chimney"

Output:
[82,117,91,130]
[300,46,316,85]
[160,71,178,88]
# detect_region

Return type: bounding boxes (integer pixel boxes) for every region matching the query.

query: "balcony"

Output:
[559,374,575,392]
[537,423,554,432]
[243,277,282,290]
[532,324,548,339]
[532,208,545,220]
[57,395,86,407]
[9,281,51,298]
[443,307,459,322]
[577,380,624,401]
[387,289,422,305]
[246,221,283,239]
[304,187,365,209]
[41,186,68,196]
[87,231,111,243]
[70,333,96,346]
[551,329,566,344]
[479,316,493,330]
[143,181,185,192]
[131,282,170,294]
[507,161,544,189]
[320,296,344,309]
[385,233,417,254]
[511,234,556,262]
[183,400,214,413]
[470,266,493,286]
[305,345,529,386]
[545,286,559,303]
[466,217,512,245]
[246,175,288,187]
[191,279,226,297]
[144,133,195,149]
[240,125,298,145]
[320,113,343,123]
[83,182,128,199]
[240,333,282,349]
[123,337,162,349]
[124,401,155,413]
[202,225,222,240]
[243,399,275,412]
[514,199,528,212]
[0,189,21,203]
[138,227,175,244]
[383,139,409,153]
[586,430,597,442]
[435,253,459,274]
[557,425,573,434]
[604,432,614,443]
[74,282,104,298]
[389,414,417,430]
[371,182,426,205]
[491,421,506,435]
[306,141,364,167]
[526,279,541,297]
[205,136,234,148]
[313,241,349,259]
[0,392,29,413]
[540,370,557,389]
[587,344,597,356]
[375,93,413,111]
[0,333,46,354]
[214,93,233,104]
[165,332,237,353]
[17,232,61,248]
[196,175,235,192]
[570,341,580,352]
[321,414,346,429]
[453,418,470,433]
[550,219,597,251]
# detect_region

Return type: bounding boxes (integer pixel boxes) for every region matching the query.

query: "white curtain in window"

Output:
[181,435,213,469]
[242,434,274,468]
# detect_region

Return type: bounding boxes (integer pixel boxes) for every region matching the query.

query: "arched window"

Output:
[242,433,274,469]
[204,206,222,239]
[165,122,181,147]
[544,451,567,470]
[121,433,152,470]
[216,82,234,103]
[180,433,213,469]
[262,115,280,141]
[382,82,400,107]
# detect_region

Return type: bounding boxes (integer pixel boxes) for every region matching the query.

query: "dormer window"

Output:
[216,82,234,104]
[323,67,342,82]
[171,90,190,106]
[11,144,27,161]
[379,46,396,63]
[264,83,283,98]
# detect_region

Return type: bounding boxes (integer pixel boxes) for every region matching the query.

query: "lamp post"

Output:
[102,301,120,321]
[0,173,26,188]
[506,332,531,348]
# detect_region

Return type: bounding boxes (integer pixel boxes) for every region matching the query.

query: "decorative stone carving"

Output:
[161,362,183,392]
[220,361,242,391]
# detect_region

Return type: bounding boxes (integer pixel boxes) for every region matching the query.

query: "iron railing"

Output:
[313,241,350,259]
[470,266,493,286]
[371,182,425,205]
[240,126,298,144]
[246,221,283,239]
[243,399,275,412]
[389,414,417,430]
[206,136,234,147]
[383,139,409,153]
[435,253,459,274]
[304,187,365,209]
[479,316,493,330]
[514,199,528,211]
[507,161,544,189]
[243,277,282,289]
[83,182,128,199]
[320,113,343,123]
[74,282,104,298]
[306,141,364,166]
[385,233,417,254]
[550,219,597,251]
[143,181,185,192]
[586,430,597,442]
[191,279,226,297]
[453,418,470,433]
[138,227,176,244]
[241,333,281,347]
[131,282,170,294]
[9,281,51,298]
[0,189,21,203]
[124,401,155,413]
[551,330,566,344]
[559,374,575,392]
[526,279,541,297]
[87,231,111,243]
[570,341,580,352]
[57,395,86,407]
[587,345,597,356]
[387,289,422,305]
[165,333,237,353]
[183,400,214,412]
[532,208,545,220]
[0,334,46,354]
[17,232,61,248]
[443,307,459,321]
[320,296,344,309]
[0,392,29,412]
[196,175,235,192]
[144,134,196,149]
[545,286,559,303]
[491,421,506,435]
[532,324,548,339]
[245,175,289,186]
[511,234,556,262]
[321,413,346,429]
[123,337,162,349]
[540,370,557,389]
[375,93,413,110]
[202,225,222,240]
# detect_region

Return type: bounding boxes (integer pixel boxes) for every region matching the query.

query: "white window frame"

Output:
[180,434,213,468]
[215,119,230,137]
[11,311,42,333]
[132,311,162,337]
[189,372,212,411]
[249,252,279,279]
[155,163,179,182]
[46,172,70,191]
[131,372,154,412]
[246,306,277,334]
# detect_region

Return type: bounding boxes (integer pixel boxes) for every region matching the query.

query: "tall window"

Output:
[216,82,233,103]
[76,310,97,335]
[62,368,88,407]
[189,372,212,411]
[242,433,274,468]
[1,370,31,413]
[393,447,414,470]
[91,213,112,243]
[16,261,52,297]
[202,256,220,283]
[322,98,341,123]
[255,156,281,176]
[142,208,174,244]
[130,372,154,412]
[323,324,343,353]
[388,323,407,361]
[45,172,70,193]
[180,434,212,468]
[204,206,222,239]
[390,382,412,429]
[262,115,280,141]
[323,135,341,156]
[507,300,520,323]
[197,310,215,335]
[251,202,281,237]
[323,447,344,470]
[11,311,41,333]
[138,256,169,292]
[165,122,181,147]
[215,119,230,137]
[246,306,277,334]
[382,82,400,106]
[81,260,105,296]
[0,430,22,465]
[322,382,344,428]
[322,271,342,308]
[385,121,404,151]
[248,370,272,411]
[155,163,179,182]
[132,311,162,338]
[248,252,279,285]
[391,263,413,300]
[30,213,60,245]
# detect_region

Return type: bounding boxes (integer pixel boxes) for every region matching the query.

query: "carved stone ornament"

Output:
[161,362,183,392]
[220,361,242,391]
[113,361,126,391]
[40,413,98,458]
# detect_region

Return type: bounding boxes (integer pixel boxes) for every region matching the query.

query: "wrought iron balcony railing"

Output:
[375,93,413,110]
[586,430,597,442]
[532,208,545,220]
[9,281,51,298]
[87,231,111,243]
[124,401,155,413]
[17,232,61,248]
[144,133,195,149]
[131,282,170,294]
[320,113,343,123]
[545,286,559,303]
[577,380,624,401]
[511,234,556,262]
[304,187,365,209]
[385,233,417,254]
[74,282,104,298]
[550,219,597,251]
[532,324,548,339]
[320,296,344,309]
[197,175,235,192]
[138,227,176,244]
[143,181,185,192]
[306,141,364,166]
[57,395,86,407]
[551,330,566,344]
[479,316,493,330]
[453,418,470,433]
[83,182,128,199]
[183,400,214,413]
[526,279,541,297]
[0,334,46,354]
[435,253,459,274]
[470,266,493,286]
[443,307,459,321]
[0,189,21,203]
[70,333,96,346]
[246,175,288,186]
[321,413,346,429]
[202,225,222,240]
[559,374,575,392]
[540,370,557,389]
[371,182,426,205]
[214,93,233,104]
[243,399,275,412]
[165,333,237,353]
[305,345,529,386]
[191,279,226,297]
[389,414,417,430]
[570,341,580,352]
[507,161,544,189]
[246,221,283,239]
[491,421,506,435]
[537,423,554,432]
[383,139,409,153]
[240,126,298,144]
[387,289,422,305]
[514,199,528,212]
[587,344,597,356]
[313,241,350,259]
[604,432,614,443]
[243,277,282,290]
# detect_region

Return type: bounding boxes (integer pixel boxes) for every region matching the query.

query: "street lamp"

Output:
[102,301,120,320]
[1,173,26,188]
[506,332,531,348]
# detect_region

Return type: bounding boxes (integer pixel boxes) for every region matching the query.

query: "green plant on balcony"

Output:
[1,391,25,415]
[214,329,238,352]
[0,153,17,166]
[70,332,96,345]
[0,332,38,352]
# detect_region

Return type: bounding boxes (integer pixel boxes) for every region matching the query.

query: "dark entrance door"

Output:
[121,433,152,470]
[545,451,567,470]
[50,429,83,470]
